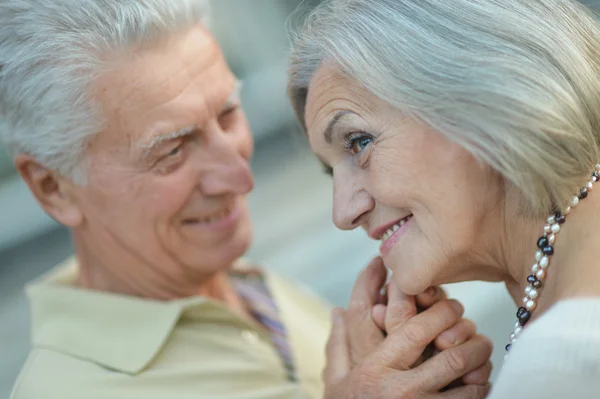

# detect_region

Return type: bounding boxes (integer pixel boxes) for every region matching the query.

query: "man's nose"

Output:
[332,170,373,230]
[198,130,254,197]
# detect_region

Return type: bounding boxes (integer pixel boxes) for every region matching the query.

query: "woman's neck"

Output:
[503,190,600,321]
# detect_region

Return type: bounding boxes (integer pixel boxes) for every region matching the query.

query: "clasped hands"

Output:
[324,257,493,399]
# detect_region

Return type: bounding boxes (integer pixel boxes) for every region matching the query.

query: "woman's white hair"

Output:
[0,0,210,183]
[289,0,600,215]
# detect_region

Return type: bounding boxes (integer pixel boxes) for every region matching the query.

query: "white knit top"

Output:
[488,298,600,398]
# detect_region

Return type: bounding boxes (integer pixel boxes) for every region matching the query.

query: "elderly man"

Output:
[1,1,492,398]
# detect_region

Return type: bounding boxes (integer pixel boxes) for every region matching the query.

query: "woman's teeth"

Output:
[381,216,412,242]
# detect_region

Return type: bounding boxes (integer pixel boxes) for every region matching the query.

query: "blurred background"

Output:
[1,0,598,397]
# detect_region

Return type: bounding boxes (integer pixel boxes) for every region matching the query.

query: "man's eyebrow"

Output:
[324,110,354,144]
[139,125,197,156]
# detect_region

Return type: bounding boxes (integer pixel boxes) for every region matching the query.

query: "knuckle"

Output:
[402,321,429,347]
[445,347,469,374]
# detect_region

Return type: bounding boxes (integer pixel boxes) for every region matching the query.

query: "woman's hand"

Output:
[323,257,493,399]
[372,281,491,385]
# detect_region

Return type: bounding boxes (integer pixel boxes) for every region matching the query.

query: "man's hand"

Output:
[323,257,493,399]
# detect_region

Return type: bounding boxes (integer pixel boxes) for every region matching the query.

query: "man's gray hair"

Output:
[289,0,600,215]
[0,0,210,183]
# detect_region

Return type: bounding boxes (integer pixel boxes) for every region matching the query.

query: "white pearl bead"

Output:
[515,321,521,329]
[526,300,537,310]
[544,224,551,234]
[572,196,580,207]
[548,234,556,244]
[528,289,538,299]
[539,256,549,268]
[564,206,571,215]
[514,326,523,335]
[596,164,600,171]
[510,333,516,341]
[593,176,598,183]
[523,296,529,304]
[587,181,593,190]
[547,215,556,224]
[531,263,540,273]
[536,269,546,280]
[504,354,510,361]
[511,336,518,343]
[551,223,561,234]
[535,250,543,261]
[525,285,532,294]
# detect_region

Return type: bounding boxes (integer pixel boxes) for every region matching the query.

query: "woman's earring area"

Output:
[504,166,600,360]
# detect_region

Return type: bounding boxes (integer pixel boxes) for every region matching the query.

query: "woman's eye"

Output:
[350,136,373,155]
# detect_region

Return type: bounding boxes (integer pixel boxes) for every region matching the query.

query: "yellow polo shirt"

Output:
[10,259,331,399]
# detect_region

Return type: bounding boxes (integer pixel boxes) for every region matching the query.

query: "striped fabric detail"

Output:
[232,273,297,382]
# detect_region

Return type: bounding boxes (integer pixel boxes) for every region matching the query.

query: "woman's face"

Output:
[304,66,505,294]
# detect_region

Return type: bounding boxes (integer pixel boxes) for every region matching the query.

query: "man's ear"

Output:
[14,155,84,227]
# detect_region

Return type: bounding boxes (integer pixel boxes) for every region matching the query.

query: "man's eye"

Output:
[167,146,181,156]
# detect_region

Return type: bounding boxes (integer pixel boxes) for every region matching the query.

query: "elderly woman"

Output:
[289,0,600,398]
[1,1,492,398]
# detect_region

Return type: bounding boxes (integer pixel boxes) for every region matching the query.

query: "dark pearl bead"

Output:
[537,236,549,249]
[579,189,588,200]
[532,279,542,289]
[555,214,566,224]
[593,171,599,179]
[542,245,554,256]
[518,310,531,326]
[505,344,512,352]
[517,306,527,319]
[527,275,537,284]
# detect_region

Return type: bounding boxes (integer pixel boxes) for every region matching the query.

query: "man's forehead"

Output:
[89,26,236,148]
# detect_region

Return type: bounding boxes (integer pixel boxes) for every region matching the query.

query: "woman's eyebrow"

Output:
[323,110,355,144]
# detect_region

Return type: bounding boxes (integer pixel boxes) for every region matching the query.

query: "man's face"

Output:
[73,25,255,280]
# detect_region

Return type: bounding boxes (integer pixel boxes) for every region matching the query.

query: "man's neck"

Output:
[72,233,249,317]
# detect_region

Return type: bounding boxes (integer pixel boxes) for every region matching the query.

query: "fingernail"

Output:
[439,329,457,345]
[450,300,464,314]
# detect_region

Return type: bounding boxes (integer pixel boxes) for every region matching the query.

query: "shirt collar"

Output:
[26,257,253,375]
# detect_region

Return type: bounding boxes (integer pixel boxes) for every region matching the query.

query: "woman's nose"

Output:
[332,173,374,230]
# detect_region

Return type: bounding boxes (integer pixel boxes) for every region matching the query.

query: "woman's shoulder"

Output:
[488,298,600,398]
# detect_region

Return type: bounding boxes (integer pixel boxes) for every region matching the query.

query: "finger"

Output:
[377,299,464,369]
[437,383,491,399]
[384,280,417,335]
[376,282,388,305]
[371,304,387,331]
[324,308,350,384]
[346,257,388,366]
[434,318,477,350]
[416,286,444,309]
[417,334,494,391]
[463,361,492,386]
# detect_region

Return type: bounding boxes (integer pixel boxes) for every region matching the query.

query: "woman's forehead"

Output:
[305,66,372,131]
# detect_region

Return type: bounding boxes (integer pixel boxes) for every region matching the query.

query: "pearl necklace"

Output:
[504,166,600,359]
